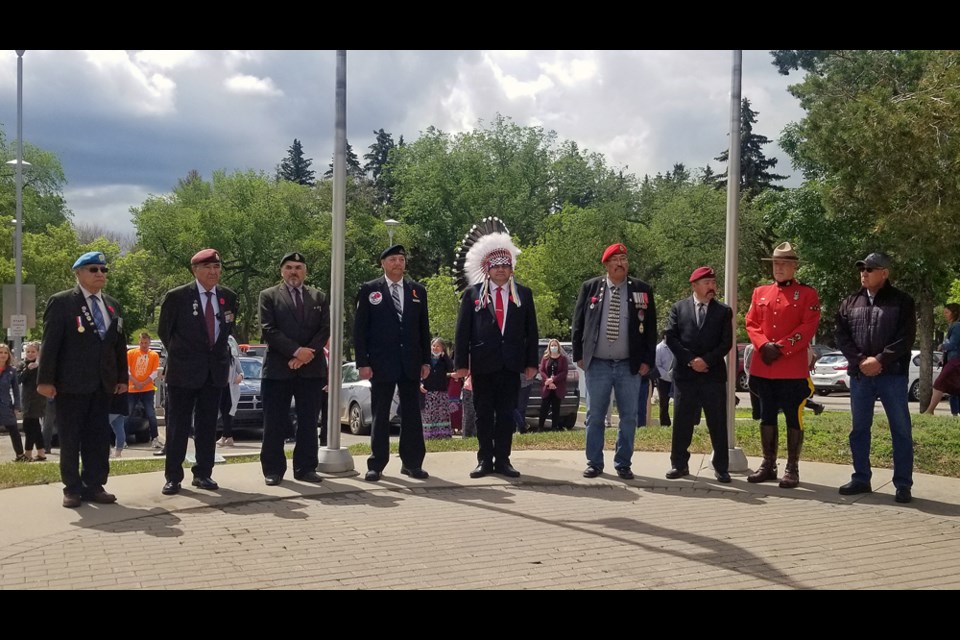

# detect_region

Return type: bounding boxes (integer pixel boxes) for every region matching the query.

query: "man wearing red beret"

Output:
[664,266,734,482]
[157,248,239,495]
[745,242,821,489]
[572,243,657,480]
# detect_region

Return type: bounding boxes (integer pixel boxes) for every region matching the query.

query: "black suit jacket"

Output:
[571,276,657,374]
[353,276,431,383]
[259,283,330,380]
[665,296,733,384]
[158,282,238,389]
[38,286,128,394]
[454,281,539,375]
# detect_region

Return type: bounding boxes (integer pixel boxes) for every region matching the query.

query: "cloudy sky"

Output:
[0,50,807,236]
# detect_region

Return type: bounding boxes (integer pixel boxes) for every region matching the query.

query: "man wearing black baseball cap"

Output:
[258,252,330,486]
[835,252,916,503]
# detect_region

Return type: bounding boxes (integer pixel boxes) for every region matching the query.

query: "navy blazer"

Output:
[665,296,734,384]
[571,276,657,374]
[454,281,539,376]
[38,286,128,394]
[259,283,330,380]
[353,276,431,383]
[158,282,238,389]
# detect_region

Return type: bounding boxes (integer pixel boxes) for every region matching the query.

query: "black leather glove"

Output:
[759,342,782,365]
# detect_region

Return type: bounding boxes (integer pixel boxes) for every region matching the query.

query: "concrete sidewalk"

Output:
[2,448,960,589]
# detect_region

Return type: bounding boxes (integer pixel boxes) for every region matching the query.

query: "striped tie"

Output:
[89,295,107,338]
[391,283,403,320]
[606,286,620,342]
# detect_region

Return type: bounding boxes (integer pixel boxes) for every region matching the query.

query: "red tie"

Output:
[204,291,216,346]
[495,287,505,332]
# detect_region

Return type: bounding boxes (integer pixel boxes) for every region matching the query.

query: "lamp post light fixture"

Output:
[385,218,400,245]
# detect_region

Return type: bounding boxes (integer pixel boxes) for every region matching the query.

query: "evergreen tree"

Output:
[324,140,365,180]
[713,98,787,195]
[277,139,316,186]
[364,129,397,207]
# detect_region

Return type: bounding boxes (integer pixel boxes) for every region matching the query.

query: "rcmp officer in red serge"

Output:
[157,248,238,495]
[354,244,432,482]
[38,251,128,509]
[745,242,821,489]
[453,218,539,479]
[259,251,330,486]
[664,266,734,482]
[572,242,657,480]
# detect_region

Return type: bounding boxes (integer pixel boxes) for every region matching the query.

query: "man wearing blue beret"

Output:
[38,251,129,508]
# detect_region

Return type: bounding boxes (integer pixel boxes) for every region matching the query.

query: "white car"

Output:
[339,362,401,435]
[812,349,942,401]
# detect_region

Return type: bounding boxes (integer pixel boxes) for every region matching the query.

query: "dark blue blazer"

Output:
[259,283,330,380]
[353,276,431,383]
[158,282,238,389]
[38,286,128,394]
[454,281,539,376]
[665,296,733,384]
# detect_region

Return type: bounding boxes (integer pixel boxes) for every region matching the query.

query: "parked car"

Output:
[238,344,267,358]
[524,340,580,429]
[812,349,943,401]
[736,343,749,391]
[339,361,401,436]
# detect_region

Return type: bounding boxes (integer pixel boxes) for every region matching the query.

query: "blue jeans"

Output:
[128,390,159,439]
[109,413,126,450]
[848,374,913,490]
[585,359,641,470]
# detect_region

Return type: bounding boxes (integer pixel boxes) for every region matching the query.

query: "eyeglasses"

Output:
[858,266,881,273]
[86,266,109,274]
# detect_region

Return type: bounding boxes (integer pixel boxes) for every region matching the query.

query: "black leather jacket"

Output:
[835,281,916,377]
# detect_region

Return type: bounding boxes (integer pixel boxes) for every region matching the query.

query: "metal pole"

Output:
[318,50,354,472]
[13,50,25,359]
[723,50,747,472]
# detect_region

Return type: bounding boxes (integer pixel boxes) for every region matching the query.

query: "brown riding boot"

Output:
[747,424,779,483]
[779,428,804,488]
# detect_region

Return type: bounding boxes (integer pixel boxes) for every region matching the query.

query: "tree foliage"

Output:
[713,98,787,196]
[277,138,316,186]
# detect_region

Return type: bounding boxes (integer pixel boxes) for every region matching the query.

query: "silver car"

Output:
[339,362,401,435]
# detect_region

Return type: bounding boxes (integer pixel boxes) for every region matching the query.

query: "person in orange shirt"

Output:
[745,242,821,489]
[127,332,162,449]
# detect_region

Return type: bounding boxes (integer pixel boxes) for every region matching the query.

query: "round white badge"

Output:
[369,291,383,305]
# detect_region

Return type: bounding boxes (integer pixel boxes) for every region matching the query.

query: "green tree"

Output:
[774,49,960,404]
[276,138,316,186]
[713,98,787,196]
[323,140,365,181]
[1,129,72,233]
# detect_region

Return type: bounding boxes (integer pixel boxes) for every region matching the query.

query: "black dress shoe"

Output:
[161,481,181,495]
[714,471,732,483]
[616,467,635,480]
[582,466,602,478]
[665,467,690,480]
[84,490,117,504]
[838,480,872,495]
[469,463,493,479]
[895,488,912,503]
[364,470,381,482]
[400,466,429,480]
[191,477,219,491]
[62,493,82,508]
[495,463,520,478]
[294,471,324,483]
[264,475,282,486]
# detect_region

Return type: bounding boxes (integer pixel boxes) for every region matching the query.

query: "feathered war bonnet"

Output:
[454,217,522,307]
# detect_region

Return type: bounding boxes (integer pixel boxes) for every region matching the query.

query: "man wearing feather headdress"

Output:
[454,218,539,479]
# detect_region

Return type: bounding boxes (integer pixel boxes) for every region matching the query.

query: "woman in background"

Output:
[0,343,26,462]
[923,303,960,416]
[537,338,568,432]
[18,341,47,461]
[421,338,454,439]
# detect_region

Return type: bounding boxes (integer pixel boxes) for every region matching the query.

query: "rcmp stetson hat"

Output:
[761,242,800,261]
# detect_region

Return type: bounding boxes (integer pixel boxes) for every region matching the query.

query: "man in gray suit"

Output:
[259,252,330,486]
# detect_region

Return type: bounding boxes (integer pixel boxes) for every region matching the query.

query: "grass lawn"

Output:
[2,409,959,490]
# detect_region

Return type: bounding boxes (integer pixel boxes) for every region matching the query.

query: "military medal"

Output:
[76,316,85,333]
[192,300,199,316]
[794,290,800,301]
[637,291,648,333]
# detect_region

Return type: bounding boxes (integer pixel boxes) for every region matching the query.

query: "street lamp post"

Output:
[385,218,400,245]
[11,50,26,358]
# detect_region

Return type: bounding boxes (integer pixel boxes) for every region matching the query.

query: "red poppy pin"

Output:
[591,296,597,304]
[412,289,419,299]
[107,306,115,314]
[219,297,226,305]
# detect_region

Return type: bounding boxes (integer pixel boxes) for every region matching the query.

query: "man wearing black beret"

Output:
[353,244,432,481]
[258,252,330,486]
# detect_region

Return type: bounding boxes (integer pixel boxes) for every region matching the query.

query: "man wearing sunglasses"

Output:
[835,252,916,503]
[38,252,128,508]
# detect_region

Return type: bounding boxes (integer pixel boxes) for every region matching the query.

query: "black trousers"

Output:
[658,380,673,426]
[538,394,561,430]
[218,386,234,437]
[55,390,111,496]
[367,377,425,472]
[260,376,325,478]
[165,379,221,483]
[472,369,520,466]
[670,378,728,472]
